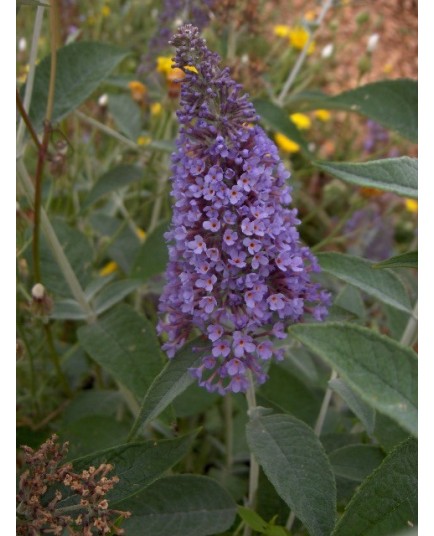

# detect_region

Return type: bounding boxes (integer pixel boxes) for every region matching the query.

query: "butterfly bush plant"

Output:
[16,1,417,535]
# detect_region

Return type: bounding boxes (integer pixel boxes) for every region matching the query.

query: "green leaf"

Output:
[61,390,124,424]
[373,413,410,453]
[289,323,418,436]
[374,251,418,270]
[83,165,144,209]
[114,475,236,536]
[93,279,142,315]
[257,364,321,426]
[39,220,93,298]
[265,526,290,536]
[29,42,128,131]
[253,99,311,156]
[71,432,197,502]
[51,298,88,320]
[237,506,268,532]
[128,338,209,439]
[333,438,417,536]
[108,94,142,140]
[294,80,417,143]
[314,158,417,199]
[131,220,169,281]
[329,378,376,435]
[59,416,131,459]
[246,412,336,536]
[328,445,385,482]
[317,252,412,313]
[77,304,163,399]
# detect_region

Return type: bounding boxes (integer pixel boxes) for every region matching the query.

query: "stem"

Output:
[224,394,234,470]
[74,110,141,150]
[148,112,173,233]
[32,2,59,283]
[285,369,337,532]
[16,5,45,155]
[227,20,238,60]
[314,369,338,436]
[244,374,259,536]
[18,160,96,322]
[400,300,418,347]
[16,90,42,151]
[43,323,72,396]
[277,0,334,105]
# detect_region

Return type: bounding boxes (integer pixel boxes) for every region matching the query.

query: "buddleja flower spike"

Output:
[157,25,331,395]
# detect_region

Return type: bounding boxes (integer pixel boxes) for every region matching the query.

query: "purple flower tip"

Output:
[157,25,330,394]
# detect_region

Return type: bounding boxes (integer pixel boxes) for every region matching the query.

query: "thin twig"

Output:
[16,5,45,154]
[17,160,96,322]
[32,3,59,283]
[277,0,334,105]
[244,373,259,536]
[16,90,42,152]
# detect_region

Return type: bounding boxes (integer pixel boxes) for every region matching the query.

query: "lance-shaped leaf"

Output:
[329,378,376,435]
[82,165,144,209]
[292,79,417,142]
[29,41,128,131]
[77,304,163,399]
[328,445,385,482]
[128,338,209,440]
[374,251,418,270]
[333,438,417,536]
[317,252,412,313]
[246,412,336,536]
[290,323,418,436]
[315,157,417,199]
[114,475,236,536]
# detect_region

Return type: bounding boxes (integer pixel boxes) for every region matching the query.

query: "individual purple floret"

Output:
[157,25,331,394]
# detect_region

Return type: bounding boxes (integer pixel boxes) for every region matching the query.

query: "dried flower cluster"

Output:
[157,25,330,394]
[17,435,130,535]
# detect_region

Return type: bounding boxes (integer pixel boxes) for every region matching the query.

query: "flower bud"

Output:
[321,43,334,59]
[366,33,380,53]
[31,283,46,300]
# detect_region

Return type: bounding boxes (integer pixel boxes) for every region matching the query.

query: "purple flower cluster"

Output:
[157,25,330,394]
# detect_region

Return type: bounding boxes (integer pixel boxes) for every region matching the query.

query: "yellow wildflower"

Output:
[304,10,317,22]
[156,56,173,75]
[137,135,151,146]
[136,228,147,242]
[128,80,147,102]
[290,113,311,130]
[150,102,162,116]
[17,64,30,84]
[273,25,291,38]
[87,15,97,26]
[313,109,331,122]
[405,199,418,213]
[101,5,111,17]
[274,133,300,154]
[289,26,315,54]
[99,261,118,276]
